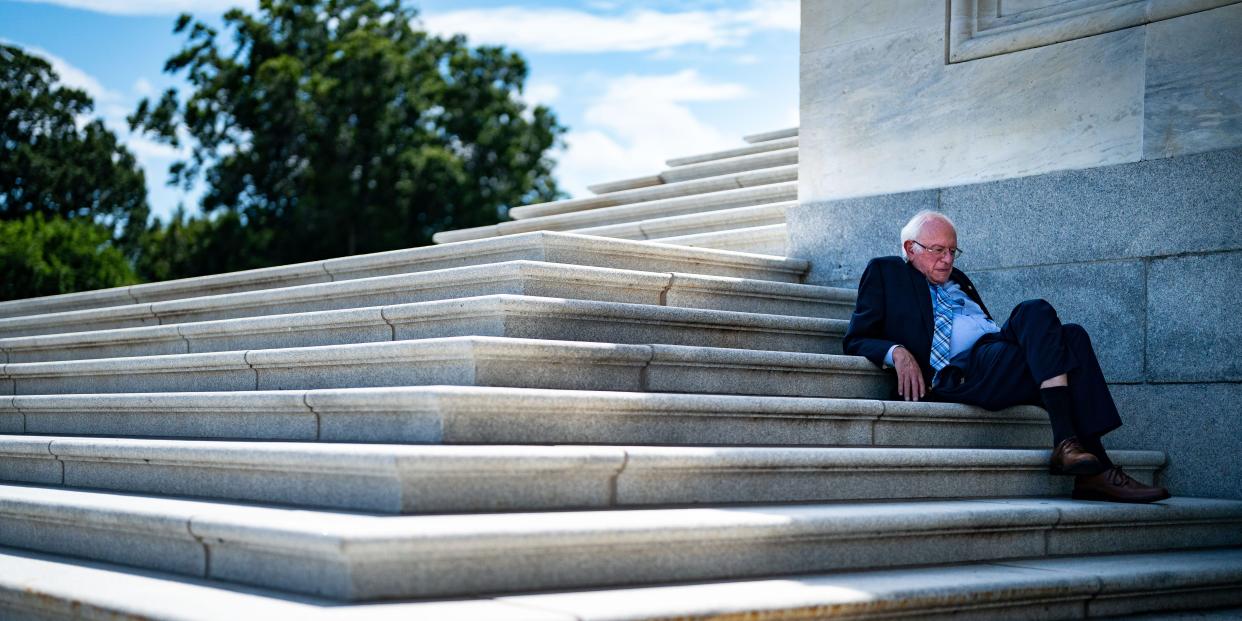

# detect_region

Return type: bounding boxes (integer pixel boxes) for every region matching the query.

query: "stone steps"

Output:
[657,147,798,184]
[4,122,1238,620]
[658,224,788,255]
[0,260,852,339]
[0,435,1166,513]
[569,201,788,242]
[509,165,796,220]
[587,173,664,195]
[579,127,799,195]
[3,546,1239,621]
[433,181,797,244]
[1,484,1239,601]
[665,136,800,167]
[0,387,1051,447]
[0,232,808,320]
[744,126,799,143]
[499,548,1242,621]
[0,295,848,363]
[2,336,887,397]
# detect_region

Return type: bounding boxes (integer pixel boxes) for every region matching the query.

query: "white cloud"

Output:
[6,42,123,106]
[421,0,798,54]
[783,103,799,127]
[133,77,154,96]
[555,70,748,197]
[734,0,800,32]
[12,0,255,15]
[522,83,561,107]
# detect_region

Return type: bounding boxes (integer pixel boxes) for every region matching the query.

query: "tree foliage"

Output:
[134,208,272,282]
[131,0,565,269]
[0,44,150,252]
[0,214,139,302]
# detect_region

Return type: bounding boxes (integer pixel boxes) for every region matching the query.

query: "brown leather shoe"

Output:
[1073,466,1171,503]
[1049,437,1106,476]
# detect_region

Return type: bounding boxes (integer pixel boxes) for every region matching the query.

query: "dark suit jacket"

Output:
[842,256,992,387]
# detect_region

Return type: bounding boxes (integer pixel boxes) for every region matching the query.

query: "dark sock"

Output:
[1078,434,1115,467]
[1040,386,1078,445]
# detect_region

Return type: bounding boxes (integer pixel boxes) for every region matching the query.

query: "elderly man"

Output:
[842,210,1168,503]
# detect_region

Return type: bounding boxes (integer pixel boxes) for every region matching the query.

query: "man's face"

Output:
[904,218,957,285]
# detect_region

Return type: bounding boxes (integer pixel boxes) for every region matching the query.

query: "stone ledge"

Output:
[570,202,788,242]
[658,147,798,184]
[658,224,788,256]
[0,260,849,340]
[744,127,798,144]
[666,137,799,167]
[0,436,1164,514]
[1,336,887,397]
[587,174,663,195]
[0,232,809,321]
[0,294,849,363]
[0,486,1238,601]
[2,387,1048,447]
[510,165,796,220]
[434,182,797,244]
[4,546,1240,621]
[503,548,1242,620]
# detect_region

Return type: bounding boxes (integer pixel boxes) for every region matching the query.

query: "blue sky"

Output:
[0,0,799,221]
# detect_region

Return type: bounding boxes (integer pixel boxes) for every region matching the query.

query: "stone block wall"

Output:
[800,0,1242,204]
[788,147,1242,499]
[797,0,1242,499]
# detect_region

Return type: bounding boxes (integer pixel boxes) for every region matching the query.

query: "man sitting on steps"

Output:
[842,209,1169,504]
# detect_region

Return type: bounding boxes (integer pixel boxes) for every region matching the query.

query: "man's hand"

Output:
[891,346,925,402]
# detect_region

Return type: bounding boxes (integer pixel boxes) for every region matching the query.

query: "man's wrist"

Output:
[884,344,905,368]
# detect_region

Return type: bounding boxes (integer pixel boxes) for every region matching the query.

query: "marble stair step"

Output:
[434,182,797,244]
[509,165,796,220]
[569,202,788,242]
[586,173,664,195]
[1,336,889,397]
[0,260,852,339]
[581,128,798,194]
[656,147,797,184]
[657,224,788,256]
[0,294,848,363]
[0,436,1165,514]
[1,485,1239,601]
[0,387,1051,448]
[499,547,1242,621]
[0,232,808,321]
[744,126,799,143]
[665,137,799,167]
[4,547,1241,621]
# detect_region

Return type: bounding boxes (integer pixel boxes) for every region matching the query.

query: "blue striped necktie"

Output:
[929,284,953,371]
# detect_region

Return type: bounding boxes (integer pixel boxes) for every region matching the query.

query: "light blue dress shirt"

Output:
[884,280,1000,367]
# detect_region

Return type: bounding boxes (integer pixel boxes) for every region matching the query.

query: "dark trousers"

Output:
[932,299,1122,439]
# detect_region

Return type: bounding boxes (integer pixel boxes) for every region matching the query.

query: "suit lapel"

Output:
[906,262,933,346]
[951,270,992,320]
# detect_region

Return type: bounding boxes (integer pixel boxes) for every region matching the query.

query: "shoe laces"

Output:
[1104,466,1134,487]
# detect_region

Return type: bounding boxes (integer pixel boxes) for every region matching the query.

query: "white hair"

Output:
[900,210,956,262]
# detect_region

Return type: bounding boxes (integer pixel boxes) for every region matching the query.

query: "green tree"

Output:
[0,214,139,302]
[131,0,564,271]
[134,208,272,282]
[0,44,151,253]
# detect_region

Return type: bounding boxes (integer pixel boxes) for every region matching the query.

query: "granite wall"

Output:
[787,147,1242,499]
[797,0,1242,499]
[800,0,1242,203]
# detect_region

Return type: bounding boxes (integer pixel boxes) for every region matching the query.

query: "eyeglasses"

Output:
[911,240,963,259]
